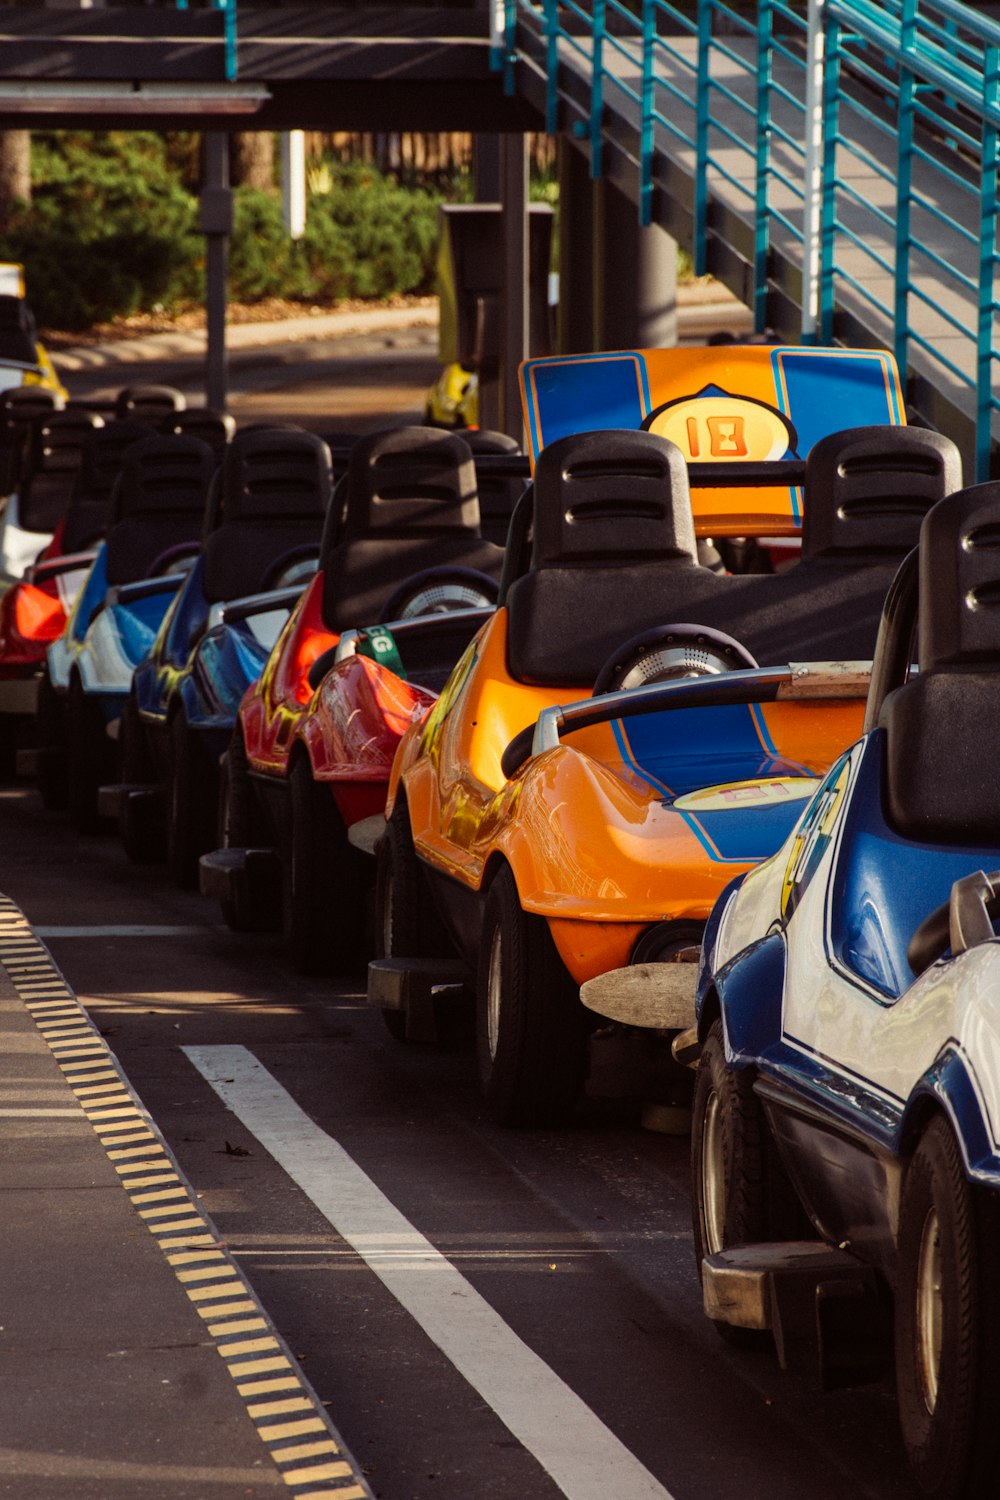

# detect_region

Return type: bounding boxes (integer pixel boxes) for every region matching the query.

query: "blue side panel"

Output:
[715,930,786,1061]
[682,797,814,864]
[72,545,108,642]
[163,558,209,670]
[774,350,902,458]
[831,732,1000,998]
[523,354,650,453]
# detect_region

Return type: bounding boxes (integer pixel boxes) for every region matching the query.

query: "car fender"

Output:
[902,1048,1000,1190]
[712,929,786,1063]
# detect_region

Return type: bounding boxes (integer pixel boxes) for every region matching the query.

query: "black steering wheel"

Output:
[908,868,1000,976]
[258,544,322,593]
[378,566,499,624]
[144,541,201,579]
[593,623,759,697]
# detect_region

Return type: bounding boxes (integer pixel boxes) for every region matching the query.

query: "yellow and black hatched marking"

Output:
[0,897,372,1500]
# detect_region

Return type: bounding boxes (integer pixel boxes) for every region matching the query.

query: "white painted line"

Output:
[35,926,211,938]
[184,1045,675,1500]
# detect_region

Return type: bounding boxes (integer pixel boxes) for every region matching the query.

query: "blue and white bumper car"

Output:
[690,477,1000,1500]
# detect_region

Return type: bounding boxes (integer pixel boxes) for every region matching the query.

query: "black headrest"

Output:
[342,426,479,538]
[915,481,1000,670]
[164,407,236,458]
[0,296,38,365]
[218,428,332,522]
[114,384,186,420]
[72,419,152,499]
[531,429,696,567]
[29,410,106,476]
[111,434,216,521]
[0,386,63,425]
[801,426,962,563]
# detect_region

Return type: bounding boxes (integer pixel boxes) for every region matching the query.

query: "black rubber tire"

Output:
[475,864,589,1127]
[690,1018,779,1347]
[282,755,368,975]
[36,668,68,811]
[67,674,114,832]
[216,728,280,934]
[118,691,164,864]
[895,1115,1000,1500]
[166,711,218,888]
[373,799,447,1040]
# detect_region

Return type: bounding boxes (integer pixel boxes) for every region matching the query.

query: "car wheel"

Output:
[217,729,280,934]
[67,674,113,832]
[374,799,446,1040]
[895,1116,1000,1500]
[283,755,367,976]
[166,712,216,888]
[475,864,589,1127]
[119,691,164,864]
[36,668,68,811]
[690,1018,779,1345]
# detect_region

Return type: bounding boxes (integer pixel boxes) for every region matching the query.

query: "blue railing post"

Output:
[894,0,916,382]
[213,0,237,83]
[694,0,712,276]
[590,0,606,180]
[544,0,560,136]
[819,12,839,344]
[640,0,656,227]
[753,0,773,334]
[976,44,1000,481]
[503,1,518,96]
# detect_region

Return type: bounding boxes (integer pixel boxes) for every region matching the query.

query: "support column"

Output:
[473,135,501,202]
[200,133,232,413]
[594,177,678,350]
[556,139,595,354]
[500,134,530,442]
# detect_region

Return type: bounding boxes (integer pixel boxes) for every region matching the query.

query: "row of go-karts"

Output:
[2,341,998,1500]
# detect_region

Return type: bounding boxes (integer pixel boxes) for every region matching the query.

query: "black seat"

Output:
[162,408,236,460]
[717,425,964,665]
[114,385,186,421]
[0,386,65,495]
[0,296,39,367]
[104,435,217,586]
[17,411,106,536]
[463,429,525,547]
[200,428,332,604]
[60,419,156,553]
[504,429,731,685]
[879,481,1000,842]
[321,426,505,631]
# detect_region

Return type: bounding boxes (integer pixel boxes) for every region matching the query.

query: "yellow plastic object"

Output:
[424,362,478,430]
[389,608,867,985]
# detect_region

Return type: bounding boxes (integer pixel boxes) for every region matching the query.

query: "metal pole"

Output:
[200,132,232,413]
[500,134,529,442]
[281,130,306,240]
[801,0,826,343]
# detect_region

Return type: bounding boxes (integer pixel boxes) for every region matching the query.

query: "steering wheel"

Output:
[593,623,759,697]
[259,544,321,592]
[378,566,499,624]
[907,868,1000,976]
[144,541,201,579]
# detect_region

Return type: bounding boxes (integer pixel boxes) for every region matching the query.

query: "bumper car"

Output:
[369,347,955,1124]
[686,477,1000,1500]
[198,425,508,972]
[104,425,331,886]
[0,273,67,403]
[40,432,217,826]
[0,416,166,770]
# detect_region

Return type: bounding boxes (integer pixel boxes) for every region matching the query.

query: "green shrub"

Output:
[0,135,446,328]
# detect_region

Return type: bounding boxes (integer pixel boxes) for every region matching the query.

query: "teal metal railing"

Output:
[498,0,1000,477]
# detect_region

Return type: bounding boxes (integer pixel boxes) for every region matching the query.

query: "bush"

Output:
[0,135,446,328]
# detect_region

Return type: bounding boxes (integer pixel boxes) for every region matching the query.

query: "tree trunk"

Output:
[0,131,30,214]
[230,132,274,192]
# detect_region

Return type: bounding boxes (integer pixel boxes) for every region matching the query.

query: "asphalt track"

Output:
[0,313,919,1500]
